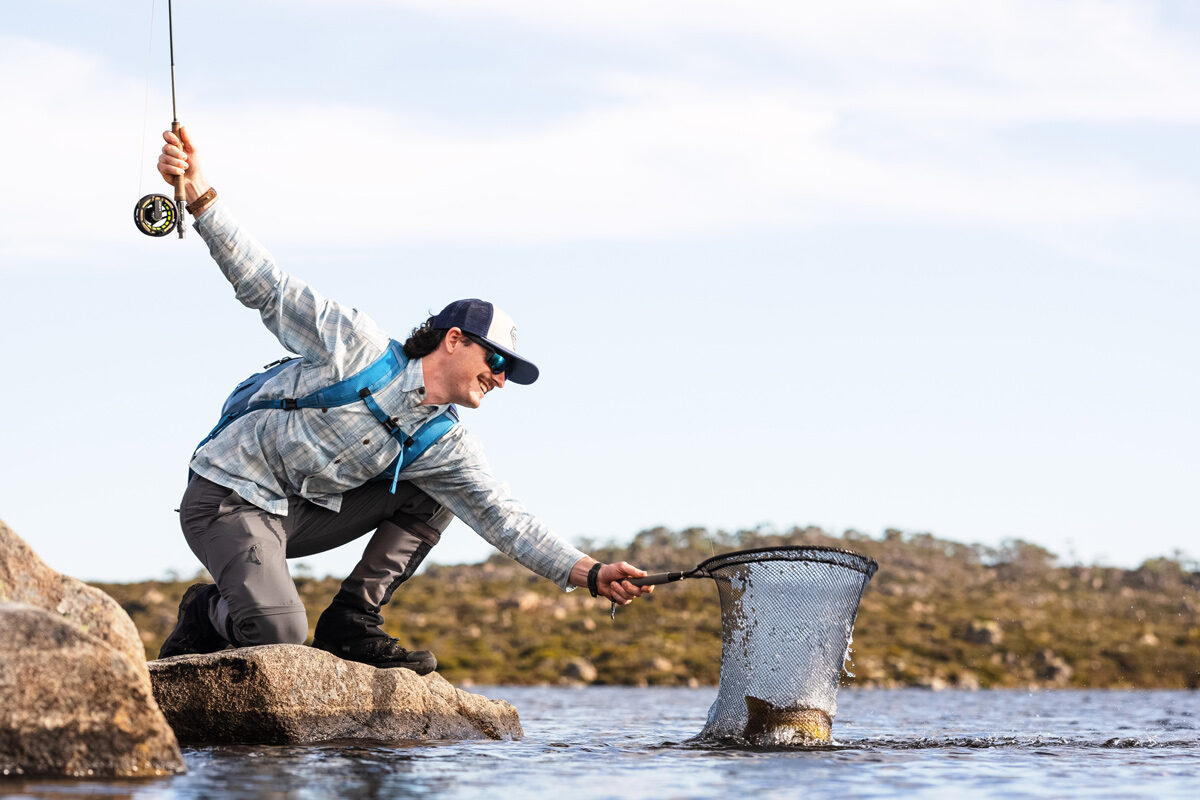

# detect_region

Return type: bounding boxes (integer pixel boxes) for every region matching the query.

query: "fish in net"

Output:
[632,545,878,745]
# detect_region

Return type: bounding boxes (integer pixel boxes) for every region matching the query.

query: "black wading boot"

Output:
[158,583,229,658]
[312,591,437,675]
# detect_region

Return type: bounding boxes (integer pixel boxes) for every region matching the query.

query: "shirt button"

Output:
[334,458,341,464]
[362,438,370,445]
[418,386,426,395]
[391,417,399,424]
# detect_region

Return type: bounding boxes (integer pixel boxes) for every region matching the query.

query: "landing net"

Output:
[695,546,877,745]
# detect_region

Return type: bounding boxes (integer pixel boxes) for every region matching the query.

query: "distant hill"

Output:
[93,526,1200,689]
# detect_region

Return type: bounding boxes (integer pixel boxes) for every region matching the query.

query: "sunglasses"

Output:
[465,333,512,376]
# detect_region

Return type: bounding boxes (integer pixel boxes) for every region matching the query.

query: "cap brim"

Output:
[485,340,539,385]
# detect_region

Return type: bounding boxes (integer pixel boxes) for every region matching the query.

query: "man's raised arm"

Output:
[156,128,387,372]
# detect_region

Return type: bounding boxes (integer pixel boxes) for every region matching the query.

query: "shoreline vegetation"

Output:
[93,527,1200,689]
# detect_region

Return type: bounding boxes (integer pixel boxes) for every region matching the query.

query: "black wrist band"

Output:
[587,563,603,598]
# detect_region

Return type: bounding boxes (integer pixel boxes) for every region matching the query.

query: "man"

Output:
[155,127,653,674]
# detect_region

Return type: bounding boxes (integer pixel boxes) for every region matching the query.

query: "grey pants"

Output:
[179,476,452,646]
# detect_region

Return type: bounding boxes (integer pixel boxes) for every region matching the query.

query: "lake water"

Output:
[2,688,1197,799]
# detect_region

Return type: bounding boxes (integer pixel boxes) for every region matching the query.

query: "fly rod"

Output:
[134,0,186,238]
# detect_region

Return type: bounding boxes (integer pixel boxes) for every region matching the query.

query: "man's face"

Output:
[446,331,507,408]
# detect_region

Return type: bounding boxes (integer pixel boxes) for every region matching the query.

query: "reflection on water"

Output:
[2,688,1198,799]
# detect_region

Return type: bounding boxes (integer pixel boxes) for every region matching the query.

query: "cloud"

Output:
[197,74,1197,245]
[3,0,1199,258]
[0,36,168,261]
[381,0,1200,121]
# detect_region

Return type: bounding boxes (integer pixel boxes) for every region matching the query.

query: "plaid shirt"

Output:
[188,201,585,589]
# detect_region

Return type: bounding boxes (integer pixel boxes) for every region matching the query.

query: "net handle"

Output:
[627,568,708,587]
[627,571,683,587]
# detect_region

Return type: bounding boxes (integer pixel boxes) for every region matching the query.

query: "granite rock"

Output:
[963,619,1004,646]
[0,519,147,677]
[562,657,598,684]
[0,603,186,778]
[150,645,523,745]
[1034,648,1074,684]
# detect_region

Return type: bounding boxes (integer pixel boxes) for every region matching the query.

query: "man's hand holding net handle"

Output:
[572,559,657,604]
[628,567,711,586]
[628,572,686,586]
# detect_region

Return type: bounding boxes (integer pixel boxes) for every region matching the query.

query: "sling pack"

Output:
[192,340,458,492]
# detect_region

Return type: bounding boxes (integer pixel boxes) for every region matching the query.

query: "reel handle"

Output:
[171,120,186,238]
[627,571,686,587]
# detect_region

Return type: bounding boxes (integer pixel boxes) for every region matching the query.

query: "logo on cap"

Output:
[510,326,518,349]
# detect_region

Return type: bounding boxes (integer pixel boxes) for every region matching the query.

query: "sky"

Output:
[1,0,1197,582]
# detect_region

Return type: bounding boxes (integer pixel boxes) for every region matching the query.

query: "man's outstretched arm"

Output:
[408,435,654,604]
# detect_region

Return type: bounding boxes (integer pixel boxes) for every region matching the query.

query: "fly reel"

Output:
[134,193,179,237]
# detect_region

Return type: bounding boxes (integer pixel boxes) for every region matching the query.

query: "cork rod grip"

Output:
[172,120,186,238]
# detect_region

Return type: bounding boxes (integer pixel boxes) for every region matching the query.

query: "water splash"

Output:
[694,548,876,745]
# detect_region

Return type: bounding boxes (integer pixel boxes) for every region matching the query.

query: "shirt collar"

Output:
[398,359,451,417]
[398,357,450,415]
[398,355,427,394]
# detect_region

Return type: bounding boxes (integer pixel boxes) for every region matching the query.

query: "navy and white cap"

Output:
[432,299,540,385]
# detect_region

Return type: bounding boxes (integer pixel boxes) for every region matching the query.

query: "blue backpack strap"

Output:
[246,341,406,413]
[194,343,408,454]
[377,406,460,493]
[193,340,459,493]
[193,357,298,453]
[285,341,407,411]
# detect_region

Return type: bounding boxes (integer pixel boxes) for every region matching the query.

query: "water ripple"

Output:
[2,688,1198,800]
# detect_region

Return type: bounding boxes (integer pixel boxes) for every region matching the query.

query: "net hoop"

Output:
[697,545,878,580]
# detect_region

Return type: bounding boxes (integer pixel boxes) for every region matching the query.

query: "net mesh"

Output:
[695,546,878,745]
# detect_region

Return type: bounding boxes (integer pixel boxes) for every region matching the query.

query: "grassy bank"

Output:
[93,527,1200,688]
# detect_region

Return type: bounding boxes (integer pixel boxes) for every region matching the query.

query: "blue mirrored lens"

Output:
[468,333,511,375]
[487,351,508,374]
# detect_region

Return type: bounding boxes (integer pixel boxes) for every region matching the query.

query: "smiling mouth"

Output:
[478,378,490,395]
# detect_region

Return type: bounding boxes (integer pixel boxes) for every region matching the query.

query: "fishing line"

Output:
[137,0,156,197]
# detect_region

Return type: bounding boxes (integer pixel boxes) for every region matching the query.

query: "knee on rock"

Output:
[236,609,310,646]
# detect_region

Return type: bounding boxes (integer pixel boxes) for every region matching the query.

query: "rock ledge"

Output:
[150,645,523,745]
